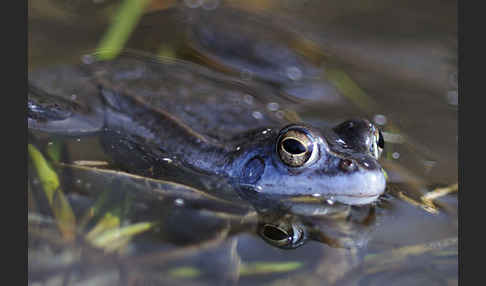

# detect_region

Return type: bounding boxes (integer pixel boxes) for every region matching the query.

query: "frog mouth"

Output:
[313,169,387,205]
[257,169,387,205]
[325,192,383,205]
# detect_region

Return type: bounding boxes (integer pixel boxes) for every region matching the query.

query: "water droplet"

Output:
[162,158,173,163]
[76,138,81,142]
[262,129,268,135]
[255,185,263,192]
[202,0,219,10]
[312,193,321,197]
[392,152,400,159]
[252,111,263,120]
[266,102,280,111]
[174,198,185,206]
[286,66,303,81]
[326,199,334,205]
[236,146,241,151]
[184,0,203,8]
[373,114,387,126]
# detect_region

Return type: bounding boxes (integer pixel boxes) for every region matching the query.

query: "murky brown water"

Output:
[28,1,457,285]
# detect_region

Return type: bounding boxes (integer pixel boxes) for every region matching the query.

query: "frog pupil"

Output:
[377,130,385,149]
[282,139,306,154]
[262,225,290,242]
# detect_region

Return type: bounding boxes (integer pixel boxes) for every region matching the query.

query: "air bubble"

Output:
[286,66,303,81]
[266,102,280,111]
[373,114,387,126]
[174,198,185,206]
[392,152,400,159]
[252,111,263,120]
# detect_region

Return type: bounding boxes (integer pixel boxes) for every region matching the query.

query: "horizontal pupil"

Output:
[378,131,385,149]
[263,226,289,241]
[283,139,306,154]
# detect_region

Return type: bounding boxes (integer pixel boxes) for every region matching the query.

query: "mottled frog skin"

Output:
[28,53,386,205]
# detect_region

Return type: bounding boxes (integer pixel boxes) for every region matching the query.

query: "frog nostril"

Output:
[339,159,355,172]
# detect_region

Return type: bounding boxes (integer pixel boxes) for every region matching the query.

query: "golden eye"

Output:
[259,223,305,249]
[277,129,317,167]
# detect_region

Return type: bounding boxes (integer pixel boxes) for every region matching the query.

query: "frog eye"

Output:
[277,128,318,167]
[371,128,385,159]
[333,119,385,159]
[259,223,306,249]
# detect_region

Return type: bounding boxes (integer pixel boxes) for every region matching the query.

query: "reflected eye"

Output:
[259,223,306,249]
[277,127,318,167]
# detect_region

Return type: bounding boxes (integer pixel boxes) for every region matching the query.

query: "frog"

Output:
[28,52,386,205]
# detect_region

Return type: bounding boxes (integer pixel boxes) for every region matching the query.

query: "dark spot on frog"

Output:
[357,156,380,170]
[339,159,356,172]
[242,156,265,184]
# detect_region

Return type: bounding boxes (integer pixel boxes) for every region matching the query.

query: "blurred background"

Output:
[28,1,458,285]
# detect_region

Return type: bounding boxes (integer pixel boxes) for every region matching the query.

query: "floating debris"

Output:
[422,183,458,201]
[74,160,110,167]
